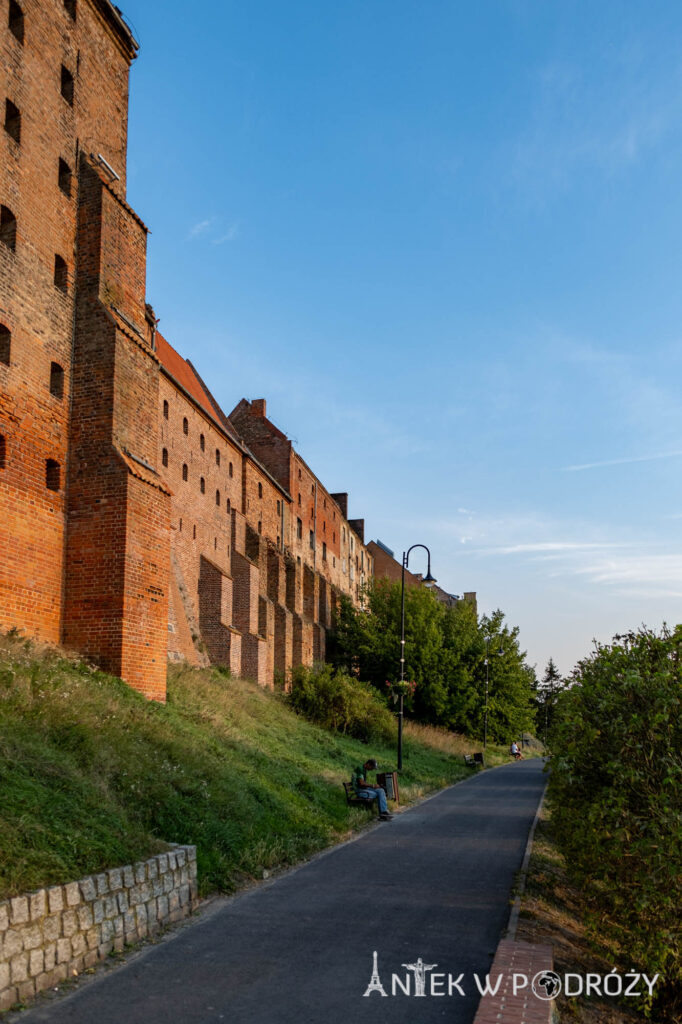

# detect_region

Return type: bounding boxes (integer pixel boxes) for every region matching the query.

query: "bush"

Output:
[286,664,396,745]
[549,626,682,1018]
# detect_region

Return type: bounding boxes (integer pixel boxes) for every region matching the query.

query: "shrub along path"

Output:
[20,760,547,1024]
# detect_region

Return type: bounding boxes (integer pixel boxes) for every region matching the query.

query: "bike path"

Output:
[22,758,547,1024]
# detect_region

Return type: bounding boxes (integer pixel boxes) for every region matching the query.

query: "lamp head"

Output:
[423,569,437,586]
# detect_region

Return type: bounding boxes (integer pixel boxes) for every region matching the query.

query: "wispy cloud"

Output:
[563,450,682,472]
[187,218,213,239]
[212,223,240,245]
[490,541,629,555]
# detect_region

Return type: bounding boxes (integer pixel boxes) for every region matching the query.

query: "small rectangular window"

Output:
[0,434,5,469]
[49,362,64,399]
[309,530,314,550]
[8,1,24,44]
[58,158,72,196]
[4,99,20,144]
[64,0,76,19]
[0,325,10,365]
[1,206,17,252]
[46,459,60,491]
[61,66,74,106]
[54,255,68,292]
[297,518,302,540]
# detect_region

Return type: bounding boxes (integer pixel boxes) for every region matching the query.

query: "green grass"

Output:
[0,631,509,900]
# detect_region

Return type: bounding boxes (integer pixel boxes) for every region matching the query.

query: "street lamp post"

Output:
[398,544,436,771]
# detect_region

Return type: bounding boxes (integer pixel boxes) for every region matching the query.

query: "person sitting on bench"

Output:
[352,758,393,820]
[510,741,523,760]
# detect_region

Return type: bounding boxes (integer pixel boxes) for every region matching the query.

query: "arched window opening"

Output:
[215,489,220,506]
[0,324,10,365]
[200,476,205,494]
[49,362,64,399]
[61,66,74,106]
[182,464,188,482]
[258,482,263,498]
[0,206,17,251]
[58,158,72,196]
[4,100,20,143]
[163,399,169,419]
[46,459,60,491]
[229,461,233,478]
[215,448,220,466]
[162,448,168,468]
[182,417,188,435]
[226,498,231,513]
[8,1,24,44]
[199,433,205,451]
[54,255,68,292]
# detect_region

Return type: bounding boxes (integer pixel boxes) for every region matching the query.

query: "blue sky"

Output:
[122,0,682,677]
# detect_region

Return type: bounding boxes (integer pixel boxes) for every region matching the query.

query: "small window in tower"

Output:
[322,542,327,561]
[215,489,220,506]
[0,206,17,251]
[182,463,188,481]
[179,518,183,531]
[0,325,10,365]
[333,531,335,543]
[199,433,205,451]
[49,362,64,399]
[258,521,262,534]
[229,461,233,478]
[297,518,302,540]
[297,493,301,505]
[323,521,326,533]
[200,476,205,494]
[258,482,263,498]
[64,0,76,19]
[214,538,217,550]
[46,459,60,491]
[276,500,280,514]
[58,158,72,196]
[215,448,220,466]
[61,66,74,106]
[162,448,168,467]
[0,434,5,469]
[311,484,314,493]
[183,417,188,435]
[309,531,314,550]
[323,498,327,509]
[226,498,231,513]
[54,255,68,292]
[4,100,20,144]
[193,524,196,540]
[8,1,23,44]
[277,535,280,547]
[298,468,301,480]
[163,399,169,419]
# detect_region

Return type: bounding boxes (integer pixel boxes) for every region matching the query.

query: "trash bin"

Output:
[376,770,400,804]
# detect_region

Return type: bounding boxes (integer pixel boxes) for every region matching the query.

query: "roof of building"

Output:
[92,0,139,58]
[156,334,227,425]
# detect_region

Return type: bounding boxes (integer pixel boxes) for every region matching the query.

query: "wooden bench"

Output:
[464,752,485,768]
[343,781,378,813]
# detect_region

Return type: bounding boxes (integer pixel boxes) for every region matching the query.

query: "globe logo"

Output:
[532,970,562,1001]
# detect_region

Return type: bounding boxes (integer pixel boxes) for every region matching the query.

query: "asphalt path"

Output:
[22,758,547,1024]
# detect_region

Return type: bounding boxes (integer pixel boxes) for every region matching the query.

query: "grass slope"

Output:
[0,633,506,900]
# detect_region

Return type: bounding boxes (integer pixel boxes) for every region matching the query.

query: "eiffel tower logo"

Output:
[363,951,388,997]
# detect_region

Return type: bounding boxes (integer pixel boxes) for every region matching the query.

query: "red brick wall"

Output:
[0,0,134,645]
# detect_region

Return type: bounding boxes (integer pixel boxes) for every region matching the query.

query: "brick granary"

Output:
[0,0,376,699]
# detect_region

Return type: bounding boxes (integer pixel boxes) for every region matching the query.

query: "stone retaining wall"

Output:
[0,845,197,1012]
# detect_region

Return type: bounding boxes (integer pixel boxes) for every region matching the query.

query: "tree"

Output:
[533,657,563,746]
[549,626,682,1018]
[472,611,537,744]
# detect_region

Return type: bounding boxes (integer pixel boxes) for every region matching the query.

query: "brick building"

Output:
[368,540,477,615]
[0,0,461,699]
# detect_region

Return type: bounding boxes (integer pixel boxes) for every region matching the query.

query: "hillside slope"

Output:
[0,633,491,899]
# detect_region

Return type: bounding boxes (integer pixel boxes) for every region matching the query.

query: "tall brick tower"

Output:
[0,0,170,699]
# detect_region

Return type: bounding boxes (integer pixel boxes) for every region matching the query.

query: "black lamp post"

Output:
[398,544,436,770]
[483,635,504,751]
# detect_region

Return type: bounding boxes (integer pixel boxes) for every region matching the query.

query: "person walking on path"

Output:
[352,758,393,820]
